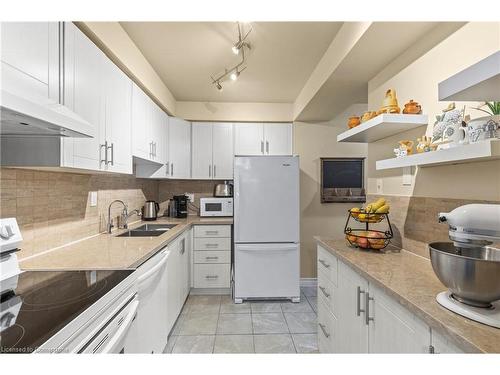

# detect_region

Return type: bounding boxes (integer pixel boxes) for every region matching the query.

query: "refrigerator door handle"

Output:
[236,244,298,252]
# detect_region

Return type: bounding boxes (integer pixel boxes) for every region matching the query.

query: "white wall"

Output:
[294,103,367,277]
[366,22,500,200]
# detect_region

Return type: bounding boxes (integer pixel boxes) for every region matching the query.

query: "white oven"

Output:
[200,197,233,217]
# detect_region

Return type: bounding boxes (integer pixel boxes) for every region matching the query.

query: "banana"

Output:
[375,204,390,214]
[371,199,386,212]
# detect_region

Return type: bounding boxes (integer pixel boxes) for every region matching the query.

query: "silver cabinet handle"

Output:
[180,238,185,255]
[318,323,330,338]
[318,259,330,268]
[213,164,216,178]
[106,142,114,165]
[261,140,264,154]
[100,141,108,166]
[209,165,212,178]
[205,275,219,279]
[205,230,218,235]
[171,163,174,176]
[357,286,365,316]
[149,141,153,158]
[166,161,169,176]
[266,140,269,154]
[205,243,219,248]
[154,142,157,157]
[319,285,330,298]
[365,292,374,325]
[205,256,219,260]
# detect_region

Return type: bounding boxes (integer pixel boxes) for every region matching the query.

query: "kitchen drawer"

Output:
[194,264,230,288]
[194,225,231,238]
[318,297,337,353]
[317,245,338,286]
[194,237,231,251]
[194,250,231,264]
[318,268,336,316]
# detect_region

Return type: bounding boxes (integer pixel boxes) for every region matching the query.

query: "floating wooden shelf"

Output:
[376,139,500,170]
[337,114,428,143]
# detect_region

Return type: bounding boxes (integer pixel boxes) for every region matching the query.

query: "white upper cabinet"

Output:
[1,22,59,105]
[102,56,133,174]
[192,122,214,179]
[63,22,104,170]
[131,82,167,164]
[234,122,292,156]
[131,83,151,161]
[167,117,191,179]
[212,123,234,179]
[234,123,265,155]
[192,122,234,180]
[264,123,293,155]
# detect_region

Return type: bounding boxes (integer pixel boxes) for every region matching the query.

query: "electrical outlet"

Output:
[376,179,383,194]
[185,193,194,202]
[89,191,97,207]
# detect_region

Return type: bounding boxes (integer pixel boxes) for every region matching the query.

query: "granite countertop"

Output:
[315,237,500,353]
[20,216,233,271]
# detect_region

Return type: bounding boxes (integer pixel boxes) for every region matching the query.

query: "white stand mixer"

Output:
[431,204,500,328]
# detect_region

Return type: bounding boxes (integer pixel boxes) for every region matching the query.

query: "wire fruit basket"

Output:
[344,209,394,251]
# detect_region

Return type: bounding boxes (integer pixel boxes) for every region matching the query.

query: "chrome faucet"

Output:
[107,200,128,234]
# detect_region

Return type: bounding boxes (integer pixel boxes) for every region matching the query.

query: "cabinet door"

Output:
[168,117,191,179]
[191,122,213,179]
[131,83,151,161]
[150,103,166,164]
[367,284,429,353]
[64,23,104,171]
[103,59,132,174]
[212,122,234,179]
[234,123,264,155]
[335,262,369,353]
[179,234,190,305]
[1,22,59,105]
[264,123,292,155]
[166,243,180,335]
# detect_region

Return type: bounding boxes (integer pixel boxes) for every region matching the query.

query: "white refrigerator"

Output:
[233,156,300,303]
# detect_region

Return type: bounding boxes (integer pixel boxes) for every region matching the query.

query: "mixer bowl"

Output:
[429,242,500,307]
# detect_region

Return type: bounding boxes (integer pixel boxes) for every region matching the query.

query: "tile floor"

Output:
[164,286,318,354]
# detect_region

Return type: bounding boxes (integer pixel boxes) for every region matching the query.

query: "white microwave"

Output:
[200,197,233,217]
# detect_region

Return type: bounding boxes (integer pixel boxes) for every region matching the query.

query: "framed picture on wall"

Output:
[320,157,366,203]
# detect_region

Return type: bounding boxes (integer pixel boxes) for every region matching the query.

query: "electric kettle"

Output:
[142,201,160,221]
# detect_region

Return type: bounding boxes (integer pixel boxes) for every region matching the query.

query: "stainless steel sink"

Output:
[116,223,177,237]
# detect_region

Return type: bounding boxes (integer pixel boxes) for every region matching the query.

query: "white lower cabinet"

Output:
[192,225,231,290]
[317,245,464,354]
[166,230,191,336]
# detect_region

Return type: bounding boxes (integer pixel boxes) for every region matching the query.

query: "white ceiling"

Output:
[121,22,343,103]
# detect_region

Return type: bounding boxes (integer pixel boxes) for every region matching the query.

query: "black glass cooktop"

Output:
[0,270,133,353]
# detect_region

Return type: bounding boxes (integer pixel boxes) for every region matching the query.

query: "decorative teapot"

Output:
[403,100,422,115]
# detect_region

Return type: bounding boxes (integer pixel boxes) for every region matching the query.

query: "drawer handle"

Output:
[318,259,330,268]
[319,286,330,298]
[318,323,330,338]
[205,256,219,260]
[205,275,219,279]
[365,292,374,325]
[356,286,366,317]
[205,230,219,235]
[205,243,219,248]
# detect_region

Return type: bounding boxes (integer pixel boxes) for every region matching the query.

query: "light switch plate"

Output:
[90,191,97,207]
[185,193,194,202]
[402,167,413,186]
[376,179,383,194]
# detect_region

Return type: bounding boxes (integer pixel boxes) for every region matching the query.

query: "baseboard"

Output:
[190,287,231,295]
[300,278,317,287]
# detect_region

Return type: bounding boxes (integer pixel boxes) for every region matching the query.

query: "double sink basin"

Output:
[116,223,178,237]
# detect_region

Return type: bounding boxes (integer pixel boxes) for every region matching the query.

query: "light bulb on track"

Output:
[232,45,240,55]
[216,82,223,91]
[230,70,240,81]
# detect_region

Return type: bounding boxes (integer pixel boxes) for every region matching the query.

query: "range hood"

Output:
[0,90,95,138]
[438,51,500,102]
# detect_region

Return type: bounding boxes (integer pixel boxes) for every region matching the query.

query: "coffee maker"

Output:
[170,195,188,218]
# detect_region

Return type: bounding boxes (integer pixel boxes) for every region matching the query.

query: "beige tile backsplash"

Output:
[0,168,158,260]
[367,194,500,258]
[0,168,224,260]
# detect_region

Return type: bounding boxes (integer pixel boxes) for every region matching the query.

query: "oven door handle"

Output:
[101,298,139,353]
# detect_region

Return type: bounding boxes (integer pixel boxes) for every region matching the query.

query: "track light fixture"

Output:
[211,22,252,91]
